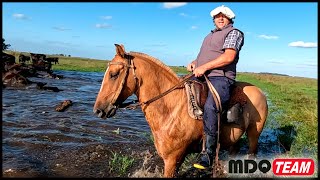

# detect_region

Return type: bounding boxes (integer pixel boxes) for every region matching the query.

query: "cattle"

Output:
[2,52,16,72]
[19,54,31,64]
[46,57,59,64]
[30,52,46,64]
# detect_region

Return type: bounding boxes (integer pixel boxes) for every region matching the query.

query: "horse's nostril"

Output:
[93,109,101,114]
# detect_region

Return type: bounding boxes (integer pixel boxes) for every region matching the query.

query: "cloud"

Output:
[191,26,198,30]
[179,12,196,19]
[44,40,75,47]
[179,13,187,17]
[95,23,112,29]
[148,43,167,47]
[163,3,187,9]
[100,16,112,20]
[12,13,30,20]
[258,35,279,40]
[288,41,317,48]
[297,62,317,67]
[52,26,71,31]
[267,60,284,64]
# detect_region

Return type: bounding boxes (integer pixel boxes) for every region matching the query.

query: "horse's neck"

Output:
[134,59,186,131]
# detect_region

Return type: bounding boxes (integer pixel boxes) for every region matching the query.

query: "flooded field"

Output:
[2,70,286,177]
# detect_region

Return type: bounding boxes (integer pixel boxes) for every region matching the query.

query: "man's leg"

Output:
[193,76,234,169]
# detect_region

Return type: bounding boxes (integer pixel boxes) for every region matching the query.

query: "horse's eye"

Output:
[110,71,120,80]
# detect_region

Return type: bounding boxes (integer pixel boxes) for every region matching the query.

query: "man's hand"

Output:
[187,61,196,72]
[193,65,207,77]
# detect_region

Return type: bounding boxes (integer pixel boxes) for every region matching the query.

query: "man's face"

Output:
[213,13,231,29]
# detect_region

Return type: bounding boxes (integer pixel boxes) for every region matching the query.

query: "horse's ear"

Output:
[115,44,126,58]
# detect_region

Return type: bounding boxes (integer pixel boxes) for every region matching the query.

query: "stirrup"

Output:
[193,151,211,170]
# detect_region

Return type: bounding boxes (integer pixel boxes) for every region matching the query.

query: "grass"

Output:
[4,50,189,74]
[52,56,109,72]
[236,72,317,160]
[109,151,135,177]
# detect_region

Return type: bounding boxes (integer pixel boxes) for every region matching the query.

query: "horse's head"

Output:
[93,44,138,119]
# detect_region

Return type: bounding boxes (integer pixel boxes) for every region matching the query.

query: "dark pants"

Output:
[194,76,235,137]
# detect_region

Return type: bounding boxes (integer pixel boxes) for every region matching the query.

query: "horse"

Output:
[93,44,268,177]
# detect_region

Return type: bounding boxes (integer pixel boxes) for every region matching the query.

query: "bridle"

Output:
[106,53,194,109]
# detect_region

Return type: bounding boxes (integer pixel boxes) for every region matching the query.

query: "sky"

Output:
[2,2,318,79]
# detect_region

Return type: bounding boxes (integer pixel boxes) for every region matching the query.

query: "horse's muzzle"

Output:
[93,104,117,119]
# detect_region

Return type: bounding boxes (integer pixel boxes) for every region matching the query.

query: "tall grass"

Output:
[52,56,109,72]
[236,72,317,160]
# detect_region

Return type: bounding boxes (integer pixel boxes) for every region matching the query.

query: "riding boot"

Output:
[193,134,216,170]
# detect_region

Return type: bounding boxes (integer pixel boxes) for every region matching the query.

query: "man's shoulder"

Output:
[228,28,244,37]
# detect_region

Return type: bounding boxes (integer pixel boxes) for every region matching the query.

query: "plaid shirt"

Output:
[223,29,244,52]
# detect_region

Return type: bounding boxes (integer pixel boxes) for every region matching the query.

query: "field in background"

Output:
[237,73,317,161]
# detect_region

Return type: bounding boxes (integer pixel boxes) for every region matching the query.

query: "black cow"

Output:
[19,54,31,64]
[30,53,46,64]
[2,52,16,72]
[46,57,59,64]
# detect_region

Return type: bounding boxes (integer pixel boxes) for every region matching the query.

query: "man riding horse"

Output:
[187,5,244,170]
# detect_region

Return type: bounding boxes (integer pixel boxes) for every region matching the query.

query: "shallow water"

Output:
[2,70,285,177]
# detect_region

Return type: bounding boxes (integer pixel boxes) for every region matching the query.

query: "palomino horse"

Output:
[93,44,268,177]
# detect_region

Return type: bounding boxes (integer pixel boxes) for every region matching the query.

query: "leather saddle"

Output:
[184,80,247,123]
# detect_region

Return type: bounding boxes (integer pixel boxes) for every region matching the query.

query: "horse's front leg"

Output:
[163,157,178,177]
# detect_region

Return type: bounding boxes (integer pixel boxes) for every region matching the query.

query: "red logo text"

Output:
[272,158,314,176]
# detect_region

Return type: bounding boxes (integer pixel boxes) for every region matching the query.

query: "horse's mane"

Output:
[129,51,180,81]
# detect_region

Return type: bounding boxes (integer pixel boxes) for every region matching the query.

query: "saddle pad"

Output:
[185,81,203,120]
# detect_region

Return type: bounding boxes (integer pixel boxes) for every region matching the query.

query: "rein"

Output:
[120,73,195,109]
[204,75,222,177]
[108,55,194,109]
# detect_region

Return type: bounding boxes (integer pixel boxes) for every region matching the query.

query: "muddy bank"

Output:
[3,142,164,178]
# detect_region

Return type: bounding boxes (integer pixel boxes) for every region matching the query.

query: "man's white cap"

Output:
[210,5,235,19]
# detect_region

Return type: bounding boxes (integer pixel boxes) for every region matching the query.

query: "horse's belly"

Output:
[220,123,244,147]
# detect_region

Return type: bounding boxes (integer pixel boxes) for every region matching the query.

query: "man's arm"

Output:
[193,48,237,77]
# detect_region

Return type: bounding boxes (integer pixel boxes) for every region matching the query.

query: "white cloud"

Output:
[191,26,198,30]
[179,13,187,17]
[101,16,112,20]
[44,40,74,47]
[163,3,187,9]
[267,60,284,64]
[179,12,196,19]
[148,43,167,47]
[288,41,317,48]
[95,23,112,29]
[52,26,71,31]
[297,62,317,67]
[258,34,279,40]
[12,13,30,20]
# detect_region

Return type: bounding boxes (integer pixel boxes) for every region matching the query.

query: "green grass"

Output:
[52,56,109,72]
[52,56,189,74]
[109,151,135,177]
[236,72,317,160]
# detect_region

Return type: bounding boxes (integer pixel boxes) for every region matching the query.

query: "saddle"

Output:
[185,80,247,123]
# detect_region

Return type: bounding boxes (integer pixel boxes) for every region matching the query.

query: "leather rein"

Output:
[108,54,195,109]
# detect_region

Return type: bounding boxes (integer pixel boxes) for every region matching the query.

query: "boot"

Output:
[193,134,216,170]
